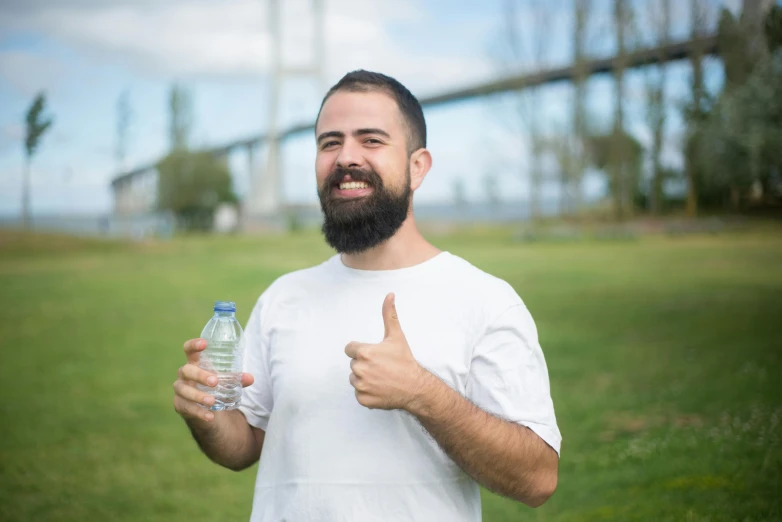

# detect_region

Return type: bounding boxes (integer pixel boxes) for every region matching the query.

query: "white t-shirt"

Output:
[238,251,560,522]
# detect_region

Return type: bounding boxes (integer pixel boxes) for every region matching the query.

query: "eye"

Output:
[364,138,383,145]
[320,141,339,150]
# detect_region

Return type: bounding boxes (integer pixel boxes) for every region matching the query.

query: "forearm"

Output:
[408,371,558,507]
[186,409,263,471]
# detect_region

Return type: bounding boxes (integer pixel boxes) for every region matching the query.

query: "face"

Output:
[315,90,424,254]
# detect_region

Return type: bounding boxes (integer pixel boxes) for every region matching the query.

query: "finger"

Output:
[183,339,206,363]
[349,371,359,389]
[174,395,214,422]
[345,341,362,359]
[181,363,219,387]
[173,380,215,407]
[240,372,255,388]
[382,292,402,339]
[349,358,364,376]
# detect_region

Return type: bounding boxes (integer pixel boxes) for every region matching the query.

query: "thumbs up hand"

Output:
[345,293,427,411]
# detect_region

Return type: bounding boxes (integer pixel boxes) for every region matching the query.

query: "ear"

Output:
[408,148,432,192]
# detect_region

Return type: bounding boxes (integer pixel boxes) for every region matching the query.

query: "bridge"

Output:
[111,32,721,223]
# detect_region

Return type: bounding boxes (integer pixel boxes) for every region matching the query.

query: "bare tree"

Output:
[550,131,576,215]
[685,0,710,217]
[646,0,672,215]
[169,83,192,151]
[570,0,591,216]
[23,92,54,230]
[496,0,553,222]
[115,89,133,173]
[609,0,631,220]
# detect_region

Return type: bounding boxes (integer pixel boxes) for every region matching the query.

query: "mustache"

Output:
[323,166,383,190]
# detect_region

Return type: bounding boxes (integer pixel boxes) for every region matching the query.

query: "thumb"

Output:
[382,292,402,339]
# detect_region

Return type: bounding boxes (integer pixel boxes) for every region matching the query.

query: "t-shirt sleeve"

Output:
[238,295,274,431]
[466,302,561,455]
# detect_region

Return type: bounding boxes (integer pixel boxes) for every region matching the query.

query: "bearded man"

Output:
[173,70,561,522]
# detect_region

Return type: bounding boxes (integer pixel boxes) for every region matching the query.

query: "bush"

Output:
[157,150,237,232]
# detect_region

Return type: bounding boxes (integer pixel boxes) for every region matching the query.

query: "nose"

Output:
[335,139,364,170]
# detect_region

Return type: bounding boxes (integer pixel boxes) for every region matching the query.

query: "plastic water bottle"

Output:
[197,301,244,411]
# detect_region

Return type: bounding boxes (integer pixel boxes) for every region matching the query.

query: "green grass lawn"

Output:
[1,225,780,521]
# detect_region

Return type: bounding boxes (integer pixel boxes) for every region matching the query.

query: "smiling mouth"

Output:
[336,181,370,190]
[331,180,374,198]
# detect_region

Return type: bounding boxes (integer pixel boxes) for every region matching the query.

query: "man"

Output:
[173,70,561,521]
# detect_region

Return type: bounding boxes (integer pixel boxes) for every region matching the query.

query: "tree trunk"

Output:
[612,0,628,220]
[557,136,572,216]
[730,184,740,211]
[648,78,665,215]
[650,144,663,213]
[530,133,543,221]
[649,0,670,216]
[22,156,31,230]
[572,0,588,215]
[686,69,702,217]
[686,0,706,217]
[497,0,550,225]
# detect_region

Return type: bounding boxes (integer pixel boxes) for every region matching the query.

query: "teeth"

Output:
[339,182,369,190]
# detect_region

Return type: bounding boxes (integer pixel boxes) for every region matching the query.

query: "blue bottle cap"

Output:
[214,301,236,312]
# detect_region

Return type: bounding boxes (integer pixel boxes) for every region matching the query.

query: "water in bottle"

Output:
[197,301,244,411]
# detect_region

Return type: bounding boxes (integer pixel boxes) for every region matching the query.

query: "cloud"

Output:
[1,0,172,10]
[3,1,270,77]
[0,0,505,217]
[1,0,417,77]
[0,49,69,97]
[325,14,496,94]
[1,0,493,90]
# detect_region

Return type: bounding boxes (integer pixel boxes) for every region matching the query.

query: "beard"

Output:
[317,165,411,254]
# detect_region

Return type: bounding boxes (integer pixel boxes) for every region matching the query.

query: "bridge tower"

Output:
[244,0,326,230]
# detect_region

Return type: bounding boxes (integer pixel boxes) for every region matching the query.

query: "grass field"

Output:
[1,225,781,521]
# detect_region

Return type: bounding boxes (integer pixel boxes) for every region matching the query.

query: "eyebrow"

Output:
[317,128,391,144]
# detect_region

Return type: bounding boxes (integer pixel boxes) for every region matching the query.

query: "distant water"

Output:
[0,213,175,239]
[0,199,571,238]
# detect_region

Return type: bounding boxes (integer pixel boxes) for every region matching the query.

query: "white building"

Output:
[111,165,158,216]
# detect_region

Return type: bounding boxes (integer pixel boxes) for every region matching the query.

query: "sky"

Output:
[0,0,736,217]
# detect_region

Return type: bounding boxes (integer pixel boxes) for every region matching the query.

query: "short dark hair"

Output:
[317,70,427,153]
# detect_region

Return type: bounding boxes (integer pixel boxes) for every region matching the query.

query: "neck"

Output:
[339,213,441,271]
